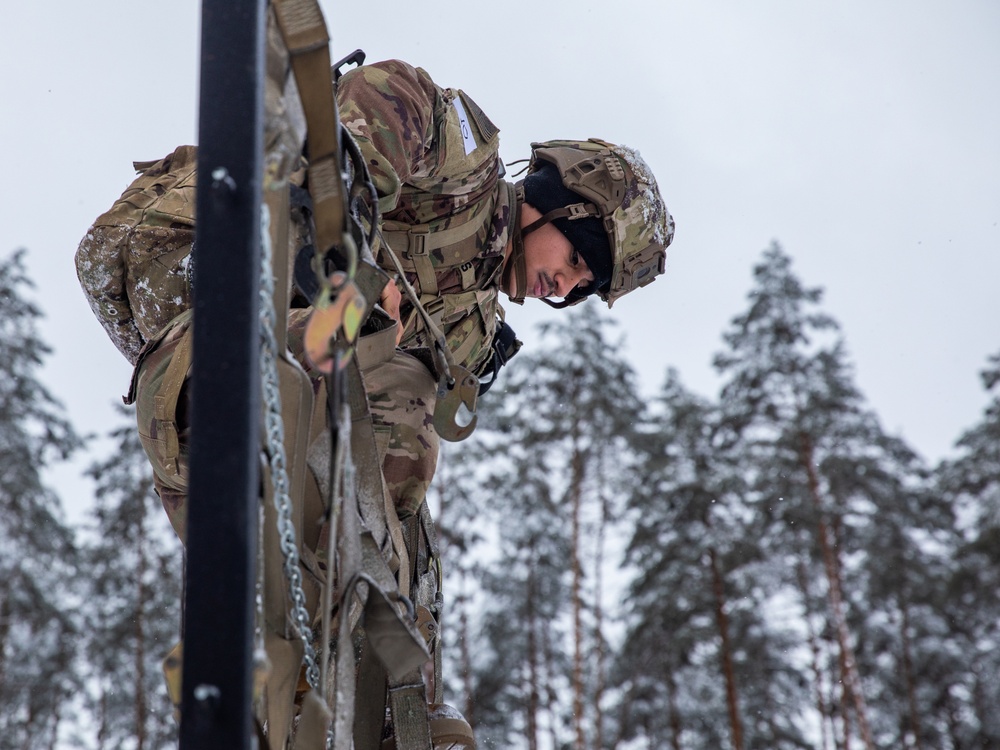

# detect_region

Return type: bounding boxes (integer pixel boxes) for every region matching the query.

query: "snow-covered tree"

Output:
[935,349,1000,749]
[465,305,641,750]
[618,369,811,750]
[713,243,956,750]
[0,249,83,748]
[81,406,182,749]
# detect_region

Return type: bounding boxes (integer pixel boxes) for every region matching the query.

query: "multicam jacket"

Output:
[76,59,513,375]
[337,59,515,375]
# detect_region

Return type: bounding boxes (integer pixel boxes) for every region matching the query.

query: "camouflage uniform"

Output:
[332,59,515,517]
[76,58,514,532]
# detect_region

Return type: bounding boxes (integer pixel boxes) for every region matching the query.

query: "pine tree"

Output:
[617,368,811,750]
[935,349,1000,749]
[469,436,572,749]
[712,244,871,748]
[466,305,641,750]
[0,249,83,748]
[81,405,182,749]
[713,243,956,750]
[432,435,501,724]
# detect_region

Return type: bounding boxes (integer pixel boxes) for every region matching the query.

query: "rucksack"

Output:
[75,145,198,365]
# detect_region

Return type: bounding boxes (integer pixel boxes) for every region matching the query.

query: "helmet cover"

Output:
[526,138,674,307]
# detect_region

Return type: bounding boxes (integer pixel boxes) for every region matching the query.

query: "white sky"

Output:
[1,0,998,516]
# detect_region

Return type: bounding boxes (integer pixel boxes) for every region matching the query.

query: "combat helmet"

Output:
[506,138,674,308]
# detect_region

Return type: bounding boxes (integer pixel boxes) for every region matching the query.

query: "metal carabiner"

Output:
[303,270,367,374]
[432,365,480,442]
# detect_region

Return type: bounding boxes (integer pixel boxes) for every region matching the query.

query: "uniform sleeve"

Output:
[75,224,145,365]
[337,59,438,216]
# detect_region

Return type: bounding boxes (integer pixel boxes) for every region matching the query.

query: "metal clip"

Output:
[303,271,367,374]
[433,365,479,442]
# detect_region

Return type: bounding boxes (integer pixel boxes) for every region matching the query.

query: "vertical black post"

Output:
[180,1,265,748]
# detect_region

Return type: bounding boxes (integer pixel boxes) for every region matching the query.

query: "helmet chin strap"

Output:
[503,183,599,305]
[502,184,529,305]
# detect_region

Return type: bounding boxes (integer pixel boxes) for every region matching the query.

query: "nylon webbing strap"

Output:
[418,502,444,704]
[353,641,388,750]
[347,358,411,594]
[388,675,434,750]
[326,367,363,750]
[261,184,317,749]
[272,0,346,256]
[380,210,489,300]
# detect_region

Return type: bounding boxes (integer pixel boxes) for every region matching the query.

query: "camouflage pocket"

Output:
[439,289,496,374]
[133,315,194,496]
[125,225,195,341]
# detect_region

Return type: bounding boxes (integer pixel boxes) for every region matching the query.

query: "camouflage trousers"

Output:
[130,311,439,544]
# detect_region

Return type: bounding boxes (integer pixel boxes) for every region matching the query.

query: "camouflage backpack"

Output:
[75,145,198,366]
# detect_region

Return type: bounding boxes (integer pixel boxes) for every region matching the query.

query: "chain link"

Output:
[258,205,321,691]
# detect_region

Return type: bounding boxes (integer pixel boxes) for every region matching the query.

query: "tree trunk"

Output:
[135,516,148,750]
[592,487,609,750]
[839,647,852,750]
[542,625,560,750]
[667,668,683,750]
[799,432,874,750]
[709,547,744,750]
[526,566,540,750]
[797,562,832,750]
[0,592,10,693]
[570,444,586,750]
[458,588,475,726]
[897,602,924,750]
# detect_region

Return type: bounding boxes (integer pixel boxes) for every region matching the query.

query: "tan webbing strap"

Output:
[272,0,346,257]
[389,516,433,750]
[330,361,428,748]
[326,368,365,750]
[404,230,438,298]
[272,6,436,746]
[261,179,319,750]
[292,691,334,750]
[380,212,488,297]
[153,326,194,477]
[418,503,444,704]
[388,675,434,750]
[347,358,410,593]
[352,641,388,750]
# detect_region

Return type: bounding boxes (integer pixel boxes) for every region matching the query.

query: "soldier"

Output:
[75,54,673,747]
[317,58,675,521]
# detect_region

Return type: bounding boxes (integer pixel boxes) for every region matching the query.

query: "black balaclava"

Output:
[522,163,613,295]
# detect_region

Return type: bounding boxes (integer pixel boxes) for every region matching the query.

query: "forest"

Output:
[0,243,997,750]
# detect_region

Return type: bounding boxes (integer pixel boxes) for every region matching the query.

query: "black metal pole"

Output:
[180,1,265,748]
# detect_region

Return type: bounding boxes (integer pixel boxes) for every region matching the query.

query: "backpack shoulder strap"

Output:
[380,209,489,298]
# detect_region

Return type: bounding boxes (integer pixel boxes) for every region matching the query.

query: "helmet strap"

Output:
[502,230,528,306]
[503,186,600,305]
[540,292,587,309]
[502,185,528,305]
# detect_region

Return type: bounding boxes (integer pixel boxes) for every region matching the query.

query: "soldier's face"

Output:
[515,203,595,300]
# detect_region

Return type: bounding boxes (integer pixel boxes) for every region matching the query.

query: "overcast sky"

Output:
[2,0,998,515]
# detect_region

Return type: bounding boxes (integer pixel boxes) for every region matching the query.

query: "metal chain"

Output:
[258,204,321,690]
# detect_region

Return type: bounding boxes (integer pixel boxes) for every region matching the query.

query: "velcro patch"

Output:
[459,91,499,144]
